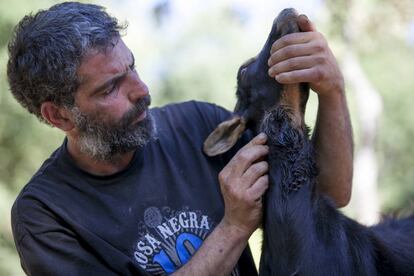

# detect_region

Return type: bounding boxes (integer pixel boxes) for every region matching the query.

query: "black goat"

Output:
[204,8,414,275]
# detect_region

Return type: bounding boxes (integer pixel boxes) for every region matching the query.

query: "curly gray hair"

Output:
[7,1,126,123]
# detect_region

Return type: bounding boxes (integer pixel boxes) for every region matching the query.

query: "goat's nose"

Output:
[273,8,298,26]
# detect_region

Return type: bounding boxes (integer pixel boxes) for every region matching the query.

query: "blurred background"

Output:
[1,0,413,274]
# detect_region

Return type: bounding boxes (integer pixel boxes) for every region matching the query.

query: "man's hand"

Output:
[268,13,353,207]
[268,14,344,97]
[173,133,269,276]
[219,133,269,236]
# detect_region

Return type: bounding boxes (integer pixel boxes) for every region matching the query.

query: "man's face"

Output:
[71,39,155,162]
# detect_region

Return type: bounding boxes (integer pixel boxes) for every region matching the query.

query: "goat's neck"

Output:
[259,107,317,274]
[261,107,316,199]
[279,84,304,130]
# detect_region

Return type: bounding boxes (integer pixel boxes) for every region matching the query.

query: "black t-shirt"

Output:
[11,101,257,276]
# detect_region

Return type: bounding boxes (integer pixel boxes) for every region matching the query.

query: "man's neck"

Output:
[66,137,135,176]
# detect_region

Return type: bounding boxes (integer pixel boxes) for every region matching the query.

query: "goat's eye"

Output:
[240,67,247,77]
[240,67,248,82]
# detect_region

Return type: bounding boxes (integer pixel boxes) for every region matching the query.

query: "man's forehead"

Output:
[77,39,132,84]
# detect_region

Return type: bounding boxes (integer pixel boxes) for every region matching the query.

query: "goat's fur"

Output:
[204,8,414,276]
[259,107,414,275]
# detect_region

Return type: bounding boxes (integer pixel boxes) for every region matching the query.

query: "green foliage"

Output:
[323,0,414,214]
[132,3,263,110]
[0,0,64,274]
[360,45,414,213]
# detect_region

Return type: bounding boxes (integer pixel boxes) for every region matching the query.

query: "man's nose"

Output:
[128,73,149,103]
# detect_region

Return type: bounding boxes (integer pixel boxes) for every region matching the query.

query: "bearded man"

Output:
[8,2,353,275]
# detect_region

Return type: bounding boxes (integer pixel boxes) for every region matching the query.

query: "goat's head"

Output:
[204,8,309,156]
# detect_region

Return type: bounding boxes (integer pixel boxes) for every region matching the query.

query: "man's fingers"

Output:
[230,144,268,174]
[229,132,268,173]
[247,132,267,147]
[221,142,268,181]
[246,175,269,202]
[268,55,324,78]
[241,161,268,189]
[270,32,314,55]
[268,39,324,67]
[220,133,268,183]
[274,67,324,84]
[297,14,317,32]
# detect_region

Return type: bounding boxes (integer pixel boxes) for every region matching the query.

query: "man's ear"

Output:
[203,115,246,156]
[40,102,75,131]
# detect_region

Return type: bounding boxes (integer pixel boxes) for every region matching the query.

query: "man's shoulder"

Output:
[11,179,50,244]
[11,143,66,233]
[21,143,64,188]
[12,166,54,217]
[151,100,232,130]
[152,100,230,116]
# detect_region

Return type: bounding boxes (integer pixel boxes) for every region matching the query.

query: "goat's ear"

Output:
[203,115,246,156]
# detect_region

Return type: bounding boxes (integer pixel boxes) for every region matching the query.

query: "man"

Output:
[8,2,353,275]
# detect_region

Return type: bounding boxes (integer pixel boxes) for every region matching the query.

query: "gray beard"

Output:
[71,98,156,162]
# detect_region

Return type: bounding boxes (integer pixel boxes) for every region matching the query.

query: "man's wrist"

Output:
[316,83,345,103]
[172,219,252,275]
[217,219,253,242]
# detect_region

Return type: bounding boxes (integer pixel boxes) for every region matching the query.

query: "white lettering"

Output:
[145,234,161,250]
[199,215,210,230]
[189,212,199,228]
[169,217,181,233]
[157,222,173,239]
[134,251,148,268]
[137,240,153,256]
[178,212,189,228]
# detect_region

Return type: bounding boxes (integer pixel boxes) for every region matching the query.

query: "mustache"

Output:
[121,95,152,127]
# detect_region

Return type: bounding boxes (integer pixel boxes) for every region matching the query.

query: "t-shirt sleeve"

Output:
[12,197,150,276]
[16,226,119,275]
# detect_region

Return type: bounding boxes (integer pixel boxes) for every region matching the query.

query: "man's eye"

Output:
[102,83,117,96]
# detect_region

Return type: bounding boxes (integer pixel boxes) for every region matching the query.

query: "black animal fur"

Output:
[258,107,414,275]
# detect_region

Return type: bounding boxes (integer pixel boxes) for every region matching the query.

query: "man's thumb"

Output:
[298,14,316,32]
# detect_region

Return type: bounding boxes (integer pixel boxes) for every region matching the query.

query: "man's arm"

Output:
[311,87,353,207]
[268,14,353,207]
[174,134,269,275]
